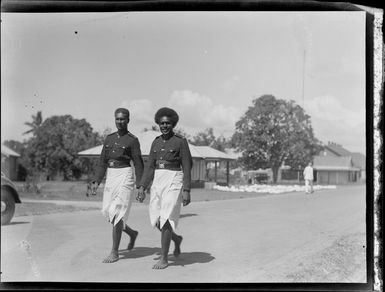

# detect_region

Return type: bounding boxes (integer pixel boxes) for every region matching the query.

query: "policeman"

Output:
[137,107,192,269]
[90,107,144,263]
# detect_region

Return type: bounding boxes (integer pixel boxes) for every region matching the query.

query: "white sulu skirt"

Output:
[149,169,183,231]
[101,167,134,226]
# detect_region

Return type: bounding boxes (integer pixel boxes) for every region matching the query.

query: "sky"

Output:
[1,11,366,154]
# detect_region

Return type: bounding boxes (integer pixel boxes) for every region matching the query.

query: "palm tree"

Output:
[23,111,43,135]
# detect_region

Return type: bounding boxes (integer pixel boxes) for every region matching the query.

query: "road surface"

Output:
[1,185,366,283]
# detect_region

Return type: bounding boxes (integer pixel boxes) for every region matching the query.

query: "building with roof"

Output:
[322,141,352,157]
[1,144,21,180]
[78,131,235,186]
[313,155,360,184]
[314,141,365,184]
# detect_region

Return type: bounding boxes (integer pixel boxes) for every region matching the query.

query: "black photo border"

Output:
[0,1,382,291]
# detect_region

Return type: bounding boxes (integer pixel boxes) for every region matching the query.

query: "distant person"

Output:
[137,107,192,269]
[303,162,314,194]
[88,108,144,263]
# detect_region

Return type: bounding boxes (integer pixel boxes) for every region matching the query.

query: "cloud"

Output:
[119,99,155,132]
[305,95,365,153]
[168,90,243,136]
[118,92,243,137]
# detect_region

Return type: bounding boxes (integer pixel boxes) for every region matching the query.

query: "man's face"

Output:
[159,116,173,135]
[115,112,129,131]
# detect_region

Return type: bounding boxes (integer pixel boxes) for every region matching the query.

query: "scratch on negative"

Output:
[19,240,40,278]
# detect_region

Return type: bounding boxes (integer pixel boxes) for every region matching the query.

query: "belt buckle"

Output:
[159,163,165,169]
[109,161,114,167]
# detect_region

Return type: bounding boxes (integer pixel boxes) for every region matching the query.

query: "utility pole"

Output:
[302,49,306,108]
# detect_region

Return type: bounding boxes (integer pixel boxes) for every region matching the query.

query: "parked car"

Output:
[1,172,21,225]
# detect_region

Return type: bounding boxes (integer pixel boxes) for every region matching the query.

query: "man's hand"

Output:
[86,181,98,197]
[182,190,191,206]
[136,186,146,203]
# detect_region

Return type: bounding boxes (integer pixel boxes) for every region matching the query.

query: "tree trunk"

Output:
[272,165,279,183]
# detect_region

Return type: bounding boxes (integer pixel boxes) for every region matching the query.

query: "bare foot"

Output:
[102,251,119,263]
[173,235,183,257]
[152,257,168,269]
[127,230,138,250]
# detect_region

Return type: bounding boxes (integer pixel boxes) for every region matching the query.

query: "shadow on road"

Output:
[2,221,30,226]
[155,251,215,267]
[119,247,160,259]
[179,213,197,219]
[118,247,215,267]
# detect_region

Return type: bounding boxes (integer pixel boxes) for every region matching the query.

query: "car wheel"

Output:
[1,188,16,225]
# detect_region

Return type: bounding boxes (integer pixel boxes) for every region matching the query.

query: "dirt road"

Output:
[1,185,366,283]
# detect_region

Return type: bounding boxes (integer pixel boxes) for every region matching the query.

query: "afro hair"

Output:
[154,107,179,126]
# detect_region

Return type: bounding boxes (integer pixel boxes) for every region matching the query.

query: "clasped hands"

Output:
[136,186,146,203]
[87,182,190,206]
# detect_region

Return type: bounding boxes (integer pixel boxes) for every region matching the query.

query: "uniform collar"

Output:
[117,129,128,137]
[161,131,174,141]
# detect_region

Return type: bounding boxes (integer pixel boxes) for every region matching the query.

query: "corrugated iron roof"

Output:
[1,144,21,157]
[78,144,103,156]
[193,145,234,160]
[325,143,352,157]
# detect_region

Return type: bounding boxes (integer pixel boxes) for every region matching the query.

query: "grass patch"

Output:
[14,181,276,203]
[14,202,99,217]
[14,181,103,202]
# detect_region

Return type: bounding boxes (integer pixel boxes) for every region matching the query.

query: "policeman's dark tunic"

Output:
[95,130,144,186]
[139,132,192,230]
[139,132,192,191]
[95,130,144,225]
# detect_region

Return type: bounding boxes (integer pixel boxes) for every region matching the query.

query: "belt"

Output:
[155,160,181,170]
[107,159,131,168]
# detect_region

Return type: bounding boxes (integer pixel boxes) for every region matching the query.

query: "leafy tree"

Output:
[233,95,322,183]
[101,127,113,140]
[23,111,43,135]
[173,127,191,140]
[24,115,102,180]
[190,127,229,151]
[190,128,216,146]
[211,135,228,152]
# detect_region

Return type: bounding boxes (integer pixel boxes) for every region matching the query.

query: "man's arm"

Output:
[137,140,157,203]
[180,138,192,206]
[180,138,192,191]
[94,143,108,184]
[131,138,144,187]
[139,140,157,190]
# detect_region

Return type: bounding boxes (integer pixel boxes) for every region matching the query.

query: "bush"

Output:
[22,174,42,194]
